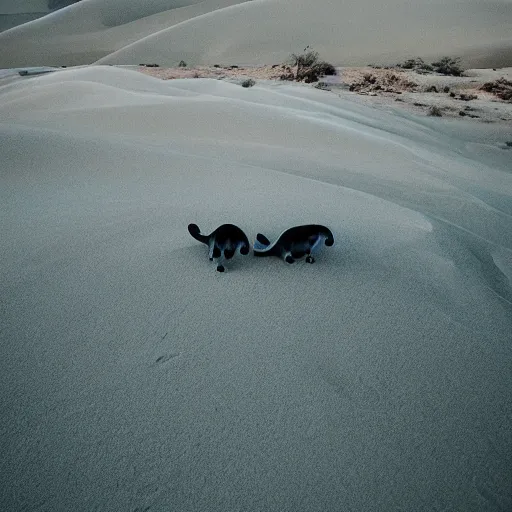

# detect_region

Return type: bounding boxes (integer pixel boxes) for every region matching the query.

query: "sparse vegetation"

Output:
[348,71,417,94]
[178,60,187,67]
[282,46,337,83]
[431,57,464,76]
[397,56,464,76]
[397,58,433,73]
[314,82,331,91]
[480,78,512,102]
[458,93,477,101]
[241,78,256,88]
[428,105,443,117]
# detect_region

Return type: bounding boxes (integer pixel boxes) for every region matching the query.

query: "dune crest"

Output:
[1,0,512,68]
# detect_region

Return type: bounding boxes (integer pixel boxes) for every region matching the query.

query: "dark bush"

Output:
[241,79,256,88]
[428,106,443,116]
[480,78,512,101]
[287,48,337,82]
[431,57,464,76]
[398,58,433,73]
[313,61,336,76]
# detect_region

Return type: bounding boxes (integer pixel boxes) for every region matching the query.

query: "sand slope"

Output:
[1,65,511,511]
[0,0,82,32]
[0,0,252,66]
[0,0,50,32]
[2,0,512,68]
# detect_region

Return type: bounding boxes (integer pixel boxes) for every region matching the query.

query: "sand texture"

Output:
[2,62,512,511]
[1,1,512,511]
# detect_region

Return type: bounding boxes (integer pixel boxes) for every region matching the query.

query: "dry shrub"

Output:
[431,57,464,76]
[480,78,512,102]
[285,48,337,83]
[428,106,443,116]
[349,71,417,94]
[241,78,256,88]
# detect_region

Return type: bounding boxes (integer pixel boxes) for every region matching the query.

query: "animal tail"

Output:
[253,233,272,255]
[323,229,335,247]
[188,223,209,245]
[256,233,271,246]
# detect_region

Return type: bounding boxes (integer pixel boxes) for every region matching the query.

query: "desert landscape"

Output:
[1,1,511,511]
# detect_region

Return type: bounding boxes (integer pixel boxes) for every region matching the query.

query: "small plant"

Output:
[431,57,464,76]
[286,46,337,83]
[399,58,417,69]
[314,82,331,91]
[428,105,443,117]
[290,47,319,69]
[480,78,512,101]
[178,60,187,67]
[458,93,477,101]
[314,61,336,76]
[241,78,256,88]
[348,71,416,94]
[362,73,377,84]
[397,58,433,73]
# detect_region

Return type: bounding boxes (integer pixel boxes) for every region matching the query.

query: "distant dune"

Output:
[1,0,512,68]
[0,0,78,32]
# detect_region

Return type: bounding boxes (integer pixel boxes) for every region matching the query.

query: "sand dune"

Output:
[1,65,511,511]
[0,0,82,31]
[0,0,252,66]
[1,0,512,68]
[0,0,50,32]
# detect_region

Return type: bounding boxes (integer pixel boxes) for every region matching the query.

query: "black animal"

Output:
[253,224,334,264]
[188,223,250,272]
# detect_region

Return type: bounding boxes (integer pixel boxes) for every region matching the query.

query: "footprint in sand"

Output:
[154,353,180,365]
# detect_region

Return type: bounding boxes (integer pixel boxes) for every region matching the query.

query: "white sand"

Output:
[2,0,512,68]
[1,63,511,510]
